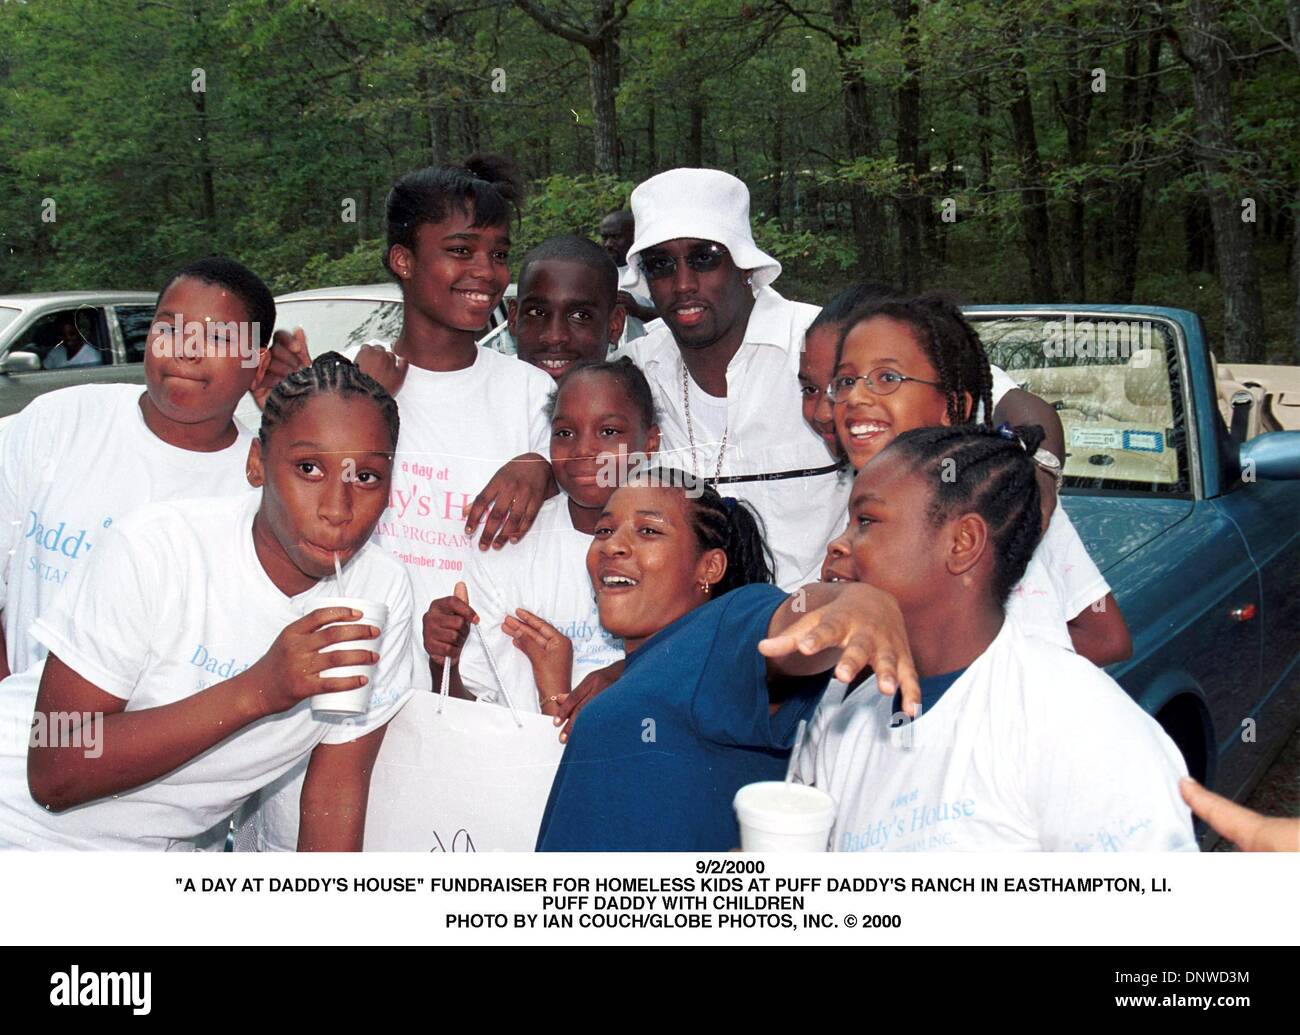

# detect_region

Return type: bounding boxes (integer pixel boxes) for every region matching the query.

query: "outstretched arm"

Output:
[760,583,920,716]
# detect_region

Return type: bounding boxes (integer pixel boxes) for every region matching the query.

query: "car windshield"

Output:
[0,307,20,339]
[970,314,1191,496]
[275,298,404,356]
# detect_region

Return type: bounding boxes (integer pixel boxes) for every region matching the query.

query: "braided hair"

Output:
[836,293,993,428]
[635,466,774,595]
[259,351,400,451]
[546,357,657,430]
[886,423,1045,604]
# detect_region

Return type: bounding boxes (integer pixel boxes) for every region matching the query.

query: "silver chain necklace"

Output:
[680,358,729,483]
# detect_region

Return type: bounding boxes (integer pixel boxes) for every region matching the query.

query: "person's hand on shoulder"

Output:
[355,343,409,398]
[252,327,310,409]
[465,452,557,550]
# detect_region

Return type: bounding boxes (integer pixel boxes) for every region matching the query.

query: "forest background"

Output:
[2,0,1297,362]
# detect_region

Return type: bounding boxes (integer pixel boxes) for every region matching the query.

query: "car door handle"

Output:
[1229,604,1257,622]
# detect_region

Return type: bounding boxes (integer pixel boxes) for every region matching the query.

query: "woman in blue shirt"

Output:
[536,468,919,852]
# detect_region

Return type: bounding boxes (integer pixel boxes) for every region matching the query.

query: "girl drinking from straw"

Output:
[0,353,413,851]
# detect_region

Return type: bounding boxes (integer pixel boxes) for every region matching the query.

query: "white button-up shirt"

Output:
[616,287,850,591]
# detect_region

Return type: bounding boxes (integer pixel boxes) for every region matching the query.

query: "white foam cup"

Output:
[306,596,387,718]
[733,781,835,852]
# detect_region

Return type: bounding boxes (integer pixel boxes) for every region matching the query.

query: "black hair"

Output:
[634,466,774,596]
[546,357,657,430]
[885,423,1045,604]
[808,281,899,336]
[259,351,400,451]
[601,210,634,231]
[384,154,525,275]
[835,293,993,428]
[517,234,619,305]
[156,256,276,347]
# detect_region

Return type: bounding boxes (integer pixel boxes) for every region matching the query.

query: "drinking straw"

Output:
[333,551,347,596]
[785,718,808,783]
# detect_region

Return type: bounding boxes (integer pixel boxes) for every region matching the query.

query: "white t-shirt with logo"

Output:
[799,618,1196,853]
[1005,500,1110,648]
[458,494,622,711]
[350,345,552,687]
[0,384,254,674]
[614,287,843,593]
[0,491,414,851]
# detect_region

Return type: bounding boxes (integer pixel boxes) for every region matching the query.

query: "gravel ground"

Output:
[1211,720,1300,852]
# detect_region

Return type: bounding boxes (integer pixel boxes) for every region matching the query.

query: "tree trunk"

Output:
[1056,19,1099,300]
[1185,193,1214,273]
[975,76,992,191]
[589,28,619,174]
[1178,0,1266,362]
[1287,0,1300,361]
[770,107,784,225]
[193,86,216,227]
[420,3,453,165]
[1007,40,1055,299]
[894,0,923,292]
[647,98,657,170]
[1112,12,1162,302]
[832,0,887,277]
[686,95,704,167]
[190,3,216,228]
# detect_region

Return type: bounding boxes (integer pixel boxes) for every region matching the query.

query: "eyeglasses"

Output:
[638,243,729,281]
[826,367,943,402]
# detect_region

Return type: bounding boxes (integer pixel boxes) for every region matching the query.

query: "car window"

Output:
[22,308,110,370]
[970,314,1191,496]
[113,305,155,363]
[275,299,404,357]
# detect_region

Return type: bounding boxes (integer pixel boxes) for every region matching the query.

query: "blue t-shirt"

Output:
[536,583,828,852]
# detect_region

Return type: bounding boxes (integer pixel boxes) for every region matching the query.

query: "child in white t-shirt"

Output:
[427,358,659,716]
[818,292,1130,664]
[0,257,277,678]
[801,423,1195,853]
[343,157,557,689]
[0,353,414,851]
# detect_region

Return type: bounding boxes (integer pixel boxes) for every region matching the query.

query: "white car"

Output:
[0,291,158,418]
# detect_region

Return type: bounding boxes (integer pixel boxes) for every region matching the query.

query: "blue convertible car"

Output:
[968,305,1300,814]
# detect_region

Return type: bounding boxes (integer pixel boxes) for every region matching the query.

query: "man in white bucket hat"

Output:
[614,167,849,592]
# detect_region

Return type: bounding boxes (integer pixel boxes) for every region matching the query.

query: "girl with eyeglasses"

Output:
[820,294,1131,668]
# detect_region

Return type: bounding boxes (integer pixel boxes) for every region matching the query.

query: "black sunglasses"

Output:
[638,243,729,281]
